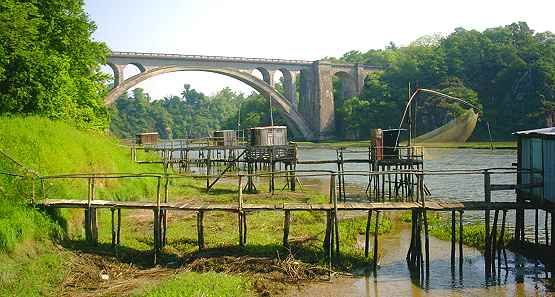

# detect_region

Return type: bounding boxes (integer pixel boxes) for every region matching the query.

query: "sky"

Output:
[85,0,555,99]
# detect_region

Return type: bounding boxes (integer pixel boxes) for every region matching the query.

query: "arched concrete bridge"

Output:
[105,51,381,140]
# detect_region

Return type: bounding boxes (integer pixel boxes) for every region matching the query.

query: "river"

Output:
[288,147,554,297]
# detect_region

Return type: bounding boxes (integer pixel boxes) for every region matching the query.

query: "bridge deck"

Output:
[38,199,548,212]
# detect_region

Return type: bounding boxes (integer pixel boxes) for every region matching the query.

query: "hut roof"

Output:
[514,127,555,136]
[250,126,287,130]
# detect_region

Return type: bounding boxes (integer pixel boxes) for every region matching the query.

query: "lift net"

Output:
[413,110,478,143]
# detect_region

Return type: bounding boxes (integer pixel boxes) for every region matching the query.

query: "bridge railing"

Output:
[110,51,313,65]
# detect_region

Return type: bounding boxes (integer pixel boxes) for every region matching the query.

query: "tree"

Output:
[0,0,109,129]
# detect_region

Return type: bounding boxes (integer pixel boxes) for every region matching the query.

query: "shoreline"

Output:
[296,141,517,150]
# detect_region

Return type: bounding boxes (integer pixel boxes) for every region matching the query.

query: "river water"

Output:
[288,147,554,297]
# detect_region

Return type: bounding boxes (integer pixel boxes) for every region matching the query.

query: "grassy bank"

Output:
[296,140,516,150]
[0,116,392,296]
[0,116,161,296]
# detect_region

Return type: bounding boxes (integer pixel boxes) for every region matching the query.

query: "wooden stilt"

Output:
[545,210,549,246]
[423,208,430,276]
[117,208,121,247]
[491,209,499,276]
[459,210,464,272]
[373,211,380,271]
[484,170,491,278]
[365,210,372,257]
[451,210,456,266]
[283,210,291,247]
[153,209,160,265]
[535,208,539,244]
[111,208,116,247]
[197,211,205,250]
[242,212,247,244]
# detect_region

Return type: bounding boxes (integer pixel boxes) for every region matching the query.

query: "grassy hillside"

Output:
[0,116,391,296]
[0,116,162,296]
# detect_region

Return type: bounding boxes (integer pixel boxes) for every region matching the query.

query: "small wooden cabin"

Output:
[249,126,288,146]
[515,127,555,204]
[371,129,405,160]
[213,130,237,146]
[136,132,159,145]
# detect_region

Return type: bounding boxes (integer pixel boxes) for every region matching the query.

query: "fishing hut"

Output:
[136,132,159,145]
[514,127,555,247]
[244,126,297,193]
[335,128,424,201]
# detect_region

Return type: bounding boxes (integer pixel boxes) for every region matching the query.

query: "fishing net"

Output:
[414,110,478,143]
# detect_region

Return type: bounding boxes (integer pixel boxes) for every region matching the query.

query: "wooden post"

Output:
[373,211,380,271]
[551,210,555,255]
[451,210,456,266]
[332,174,340,256]
[499,210,507,268]
[153,209,160,265]
[238,175,244,247]
[459,210,464,272]
[206,149,211,191]
[365,210,373,257]
[283,210,291,247]
[242,212,247,244]
[491,209,499,276]
[423,210,430,276]
[484,170,491,278]
[111,208,116,248]
[197,211,205,250]
[117,208,121,247]
[545,210,549,246]
[535,208,539,245]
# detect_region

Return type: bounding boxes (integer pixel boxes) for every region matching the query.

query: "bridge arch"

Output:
[253,67,272,85]
[103,65,313,139]
[332,70,357,101]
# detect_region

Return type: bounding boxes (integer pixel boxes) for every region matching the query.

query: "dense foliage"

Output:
[110,22,554,141]
[109,85,287,139]
[333,22,555,140]
[0,0,109,129]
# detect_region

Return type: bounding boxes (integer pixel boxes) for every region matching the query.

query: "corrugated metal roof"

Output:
[514,127,555,135]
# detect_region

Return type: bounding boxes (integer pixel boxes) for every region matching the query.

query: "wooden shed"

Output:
[213,130,237,146]
[515,127,555,204]
[136,132,159,145]
[249,126,288,146]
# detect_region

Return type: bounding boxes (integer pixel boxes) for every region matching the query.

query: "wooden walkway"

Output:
[38,199,547,212]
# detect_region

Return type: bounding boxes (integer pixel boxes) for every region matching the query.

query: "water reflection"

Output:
[287,147,554,297]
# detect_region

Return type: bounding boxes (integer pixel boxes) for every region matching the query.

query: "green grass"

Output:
[0,116,394,296]
[0,116,162,296]
[0,241,66,297]
[133,271,254,297]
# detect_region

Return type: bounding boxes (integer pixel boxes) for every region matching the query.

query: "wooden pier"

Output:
[29,167,554,283]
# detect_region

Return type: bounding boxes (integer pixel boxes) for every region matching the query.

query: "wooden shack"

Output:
[515,127,555,204]
[136,132,159,145]
[249,126,288,146]
[382,129,405,159]
[213,130,237,146]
